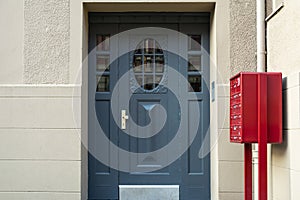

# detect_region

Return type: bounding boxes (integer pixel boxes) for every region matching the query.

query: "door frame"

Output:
[80,3,219,200]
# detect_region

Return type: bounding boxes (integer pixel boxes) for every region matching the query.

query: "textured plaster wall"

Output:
[267,0,300,77]
[266,0,273,17]
[230,0,257,76]
[24,0,70,84]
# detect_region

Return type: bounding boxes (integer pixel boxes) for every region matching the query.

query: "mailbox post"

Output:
[230,72,282,200]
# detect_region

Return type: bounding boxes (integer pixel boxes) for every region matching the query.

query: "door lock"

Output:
[121,110,129,130]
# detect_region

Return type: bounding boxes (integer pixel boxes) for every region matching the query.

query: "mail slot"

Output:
[229,72,282,143]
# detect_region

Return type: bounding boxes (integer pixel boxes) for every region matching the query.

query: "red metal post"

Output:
[244,143,252,200]
[258,74,268,200]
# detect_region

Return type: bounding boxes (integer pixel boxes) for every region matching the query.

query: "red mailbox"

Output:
[230,72,282,143]
[230,72,282,200]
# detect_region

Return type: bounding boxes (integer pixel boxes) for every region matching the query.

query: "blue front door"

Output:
[88,13,210,200]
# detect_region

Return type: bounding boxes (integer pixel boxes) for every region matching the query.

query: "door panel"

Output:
[88,24,119,200]
[179,23,210,200]
[117,24,181,185]
[88,13,210,200]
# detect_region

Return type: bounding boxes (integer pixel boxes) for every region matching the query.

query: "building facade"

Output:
[0,0,298,199]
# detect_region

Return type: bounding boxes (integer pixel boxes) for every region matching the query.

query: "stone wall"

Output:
[24,0,70,83]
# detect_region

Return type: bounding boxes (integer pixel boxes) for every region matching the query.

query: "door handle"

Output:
[121,110,129,130]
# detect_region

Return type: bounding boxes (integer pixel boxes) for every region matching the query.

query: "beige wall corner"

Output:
[267,0,300,77]
[0,0,24,84]
[0,85,81,199]
[271,72,300,200]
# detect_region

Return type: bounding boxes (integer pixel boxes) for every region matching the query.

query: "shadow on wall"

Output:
[272,77,288,154]
[271,76,288,153]
[270,76,291,200]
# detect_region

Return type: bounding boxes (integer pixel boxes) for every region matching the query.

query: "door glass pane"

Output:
[155,55,164,73]
[188,35,201,51]
[144,55,154,73]
[134,43,143,54]
[135,75,143,88]
[133,39,165,91]
[144,75,154,90]
[96,55,110,72]
[155,42,164,55]
[97,35,110,51]
[96,75,109,92]
[188,55,201,72]
[133,55,143,72]
[155,75,163,87]
[144,39,154,54]
[188,75,201,92]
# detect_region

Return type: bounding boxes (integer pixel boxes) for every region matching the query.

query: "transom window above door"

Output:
[133,38,165,91]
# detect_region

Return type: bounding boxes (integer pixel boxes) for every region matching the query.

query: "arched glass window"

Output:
[133,38,165,91]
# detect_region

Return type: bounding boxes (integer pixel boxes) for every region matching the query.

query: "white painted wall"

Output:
[0,0,24,84]
[267,0,300,77]
[267,0,300,199]
[270,73,300,200]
